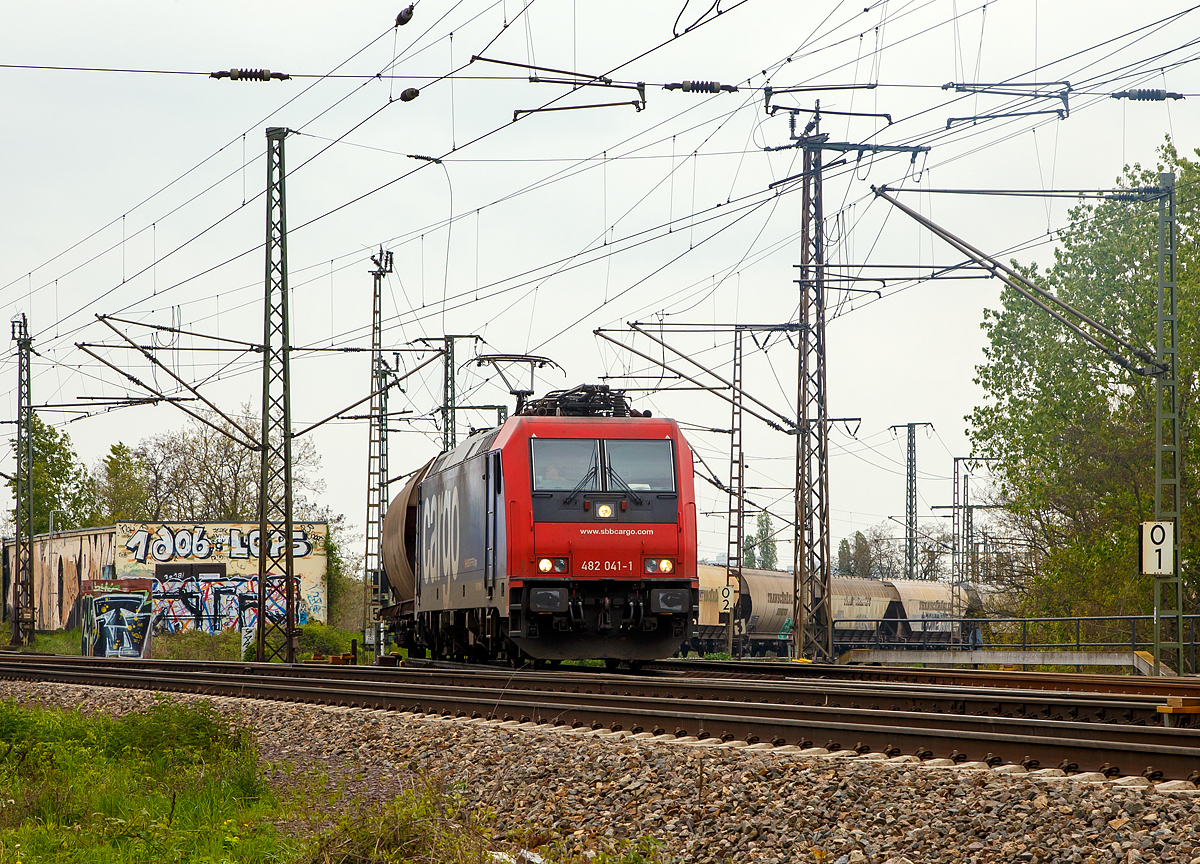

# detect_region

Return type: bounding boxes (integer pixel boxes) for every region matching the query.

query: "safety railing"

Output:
[831,614,1200,674]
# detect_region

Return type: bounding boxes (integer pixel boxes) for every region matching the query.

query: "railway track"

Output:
[0,653,1198,781]
[647,657,1200,697]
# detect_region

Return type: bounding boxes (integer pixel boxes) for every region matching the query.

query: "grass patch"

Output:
[306,784,493,864]
[0,696,297,863]
[21,629,80,656]
[154,627,245,661]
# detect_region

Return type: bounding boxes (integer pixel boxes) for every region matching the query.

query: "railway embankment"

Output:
[2,679,1198,863]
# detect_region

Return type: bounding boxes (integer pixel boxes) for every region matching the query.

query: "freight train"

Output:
[380,386,698,664]
[692,563,975,657]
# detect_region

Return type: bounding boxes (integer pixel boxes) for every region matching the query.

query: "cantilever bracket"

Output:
[942,80,1071,129]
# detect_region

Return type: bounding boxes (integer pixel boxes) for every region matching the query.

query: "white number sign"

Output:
[719,585,735,613]
[1140,521,1174,575]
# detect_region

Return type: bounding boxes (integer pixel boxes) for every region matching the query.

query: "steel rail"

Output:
[645,658,1200,697]
[0,658,1197,781]
[0,654,1183,726]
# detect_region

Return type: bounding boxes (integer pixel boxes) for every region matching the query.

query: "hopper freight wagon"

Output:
[381,386,699,664]
[692,564,968,656]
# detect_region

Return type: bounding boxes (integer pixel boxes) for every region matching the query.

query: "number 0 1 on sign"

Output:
[1139,521,1174,575]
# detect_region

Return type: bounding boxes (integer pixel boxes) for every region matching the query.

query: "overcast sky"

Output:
[2,1,1198,562]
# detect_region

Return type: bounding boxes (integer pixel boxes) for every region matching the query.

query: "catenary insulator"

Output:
[396,5,414,26]
[400,87,420,102]
[1111,89,1184,101]
[210,69,291,81]
[663,80,738,93]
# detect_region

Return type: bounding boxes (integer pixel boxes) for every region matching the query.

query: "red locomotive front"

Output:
[382,386,699,664]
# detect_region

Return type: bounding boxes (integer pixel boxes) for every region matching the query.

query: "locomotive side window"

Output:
[531,439,600,491]
[603,440,675,492]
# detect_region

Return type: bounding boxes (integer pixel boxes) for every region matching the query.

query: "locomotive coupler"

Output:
[597,596,613,634]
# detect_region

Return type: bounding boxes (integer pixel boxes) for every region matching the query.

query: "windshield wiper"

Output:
[563,465,598,504]
[606,467,644,505]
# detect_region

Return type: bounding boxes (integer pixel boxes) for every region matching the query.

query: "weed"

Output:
[0,697,293,863]
[306,782,493,864]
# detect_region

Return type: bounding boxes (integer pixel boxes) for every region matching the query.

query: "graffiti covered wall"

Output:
[2,528,116,631]
[4,522,328,637]
[114,522,328,633]
[80,579,153,658]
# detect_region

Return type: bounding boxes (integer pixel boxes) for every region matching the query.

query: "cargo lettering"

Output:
[423,486,461,583]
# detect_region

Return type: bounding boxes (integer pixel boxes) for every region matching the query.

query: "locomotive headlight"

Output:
[538,558,554,573]
[658,558,675,573]
[597,504,614,519]
[644,558,658,574]
[553,557,568,573]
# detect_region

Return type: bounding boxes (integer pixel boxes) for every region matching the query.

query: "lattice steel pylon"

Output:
[363,248,394,657]
[256,127,296,663]
[890,423,931,580]
[907,424,918,580]
[726,329,745,656]
[792,118,834,662]
[1153,171,1182,675]
[9,315,34,645]
[950,458,969,631]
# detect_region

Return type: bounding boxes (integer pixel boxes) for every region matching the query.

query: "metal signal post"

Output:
[10,315,34,645]
[793,117,833,662]
[364,248,395,658]
[726,329,745,656]
[257,126,296,663]
[774,103,929,662]
[1153,172,1182,675]
[890,423,932,580]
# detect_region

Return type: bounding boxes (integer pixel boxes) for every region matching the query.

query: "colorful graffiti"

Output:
[81,580,153,658]
[152,567,309,635]
[114,522,328,628]
[123,524,314,564]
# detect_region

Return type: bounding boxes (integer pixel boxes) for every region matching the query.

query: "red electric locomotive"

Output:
[381,386,698,664]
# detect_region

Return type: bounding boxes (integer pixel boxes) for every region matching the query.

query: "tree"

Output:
[8,415,99,534]
[850,530,872,578]
[968,142,1199,616]
[755,511,778,570]
[742,519,757,569]
[837,538,851,575]
[134,406,325,523]
[94,442,151,523]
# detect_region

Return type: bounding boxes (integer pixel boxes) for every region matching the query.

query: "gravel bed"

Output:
[1,680,1199,863]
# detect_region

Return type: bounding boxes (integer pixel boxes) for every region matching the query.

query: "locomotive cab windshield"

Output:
[532,438,676,494]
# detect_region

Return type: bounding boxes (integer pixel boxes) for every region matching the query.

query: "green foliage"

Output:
[969,141,1200,617]
[547,837,666,864]
[306,782,492,864]
[849,531,872,578]
[755,511,777,570]
[94,442,151,523]
[325,528,366,632]
[8,415,98,534]
[703,652,731,660]
[0,697,291,863]
[153,627,244,661]
[296,623,360,659]
[837,538,851,575]
[22,628,81,655]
